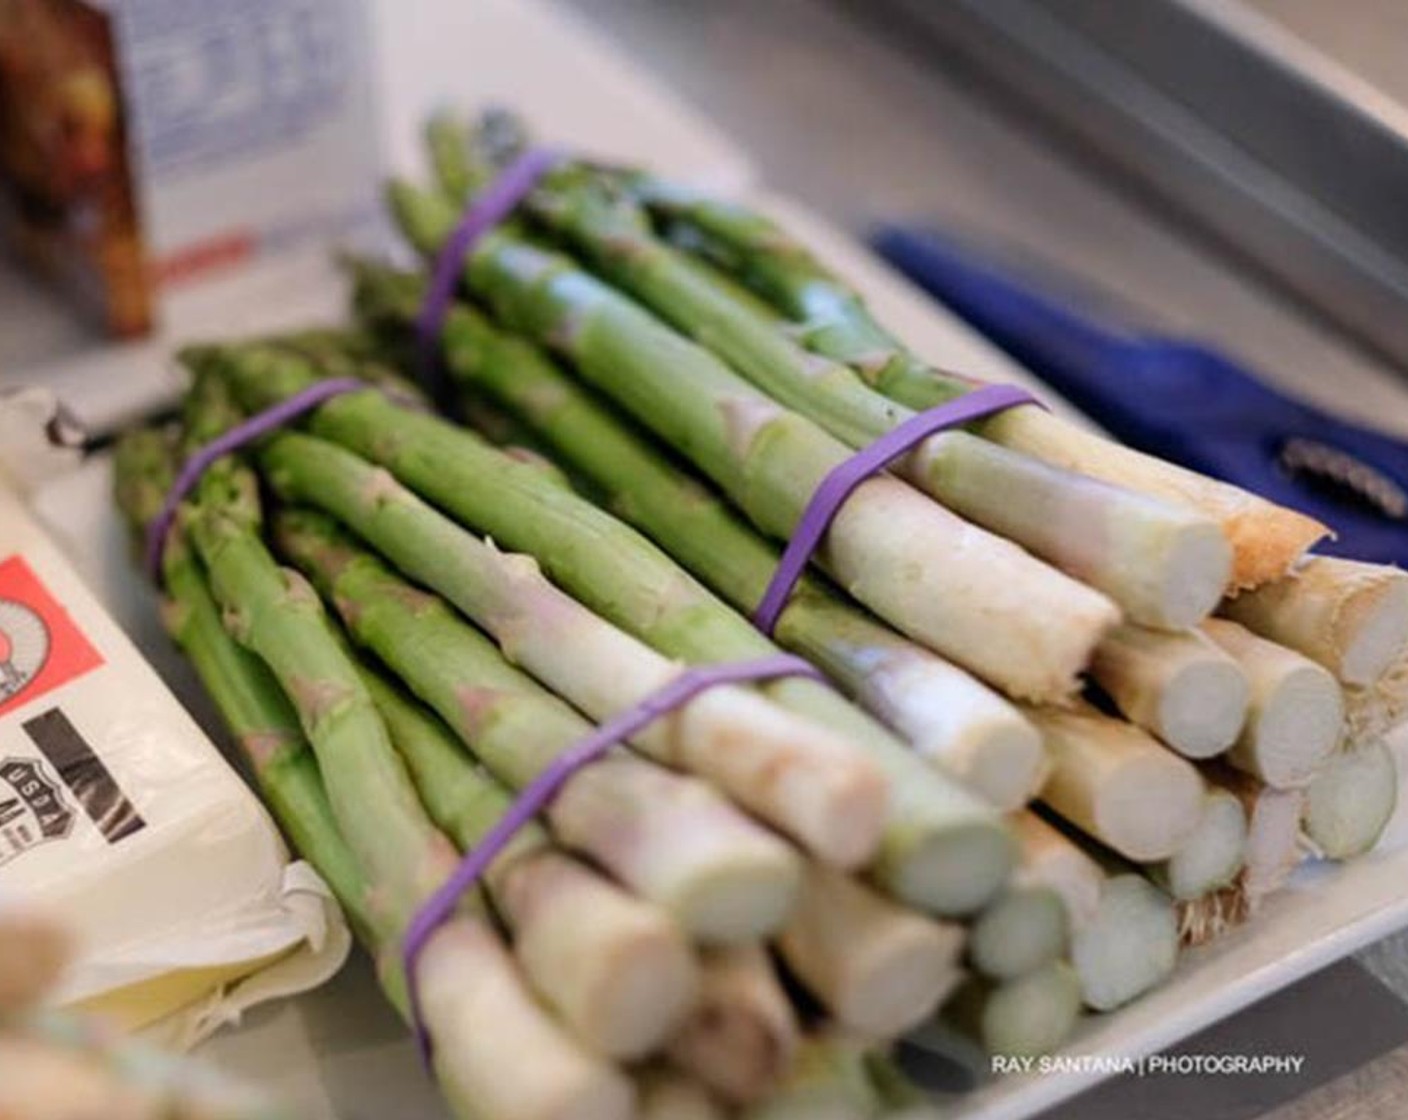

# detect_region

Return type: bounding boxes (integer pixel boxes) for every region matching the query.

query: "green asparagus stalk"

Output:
[512,163,1229,631]
[358,660,700,1059]
[272,506,801,943]
[179,449,456,929]
[261,434,886,870]
[112,427,378,953]
[281,505,959,1039]
[116,424,631,1120]
[389,179,1116,705]
[212,344,1016,918]
[352,261,1045,812]
[622,170,1327,590]
[1146,787,1247,902]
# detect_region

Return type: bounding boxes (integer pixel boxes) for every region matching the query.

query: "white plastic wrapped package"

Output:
[0,473,349,1048]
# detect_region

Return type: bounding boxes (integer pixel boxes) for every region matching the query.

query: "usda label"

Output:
[0,756,74,866]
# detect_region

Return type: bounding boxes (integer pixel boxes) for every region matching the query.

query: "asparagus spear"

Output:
[352,261,1045,812]
[213,345,1016,918]
[272,506,801,943]
[966,885,1068,983]
[518,163,1229,631]
[112,427,378,953]
[1222,558,1408,743]
[1013,812,1177,1010]
[1090,624,1249,758]
[1177,781,1293,942]
[1202,619,1344,788]
[1201,764,1305,910]
[622,171,1326,590]
[667,945,800,1105]
[389,179,1117,704]
[1146,788,1248,902]
[1221,557,1408,687]
[117,424,631,1120]
[263,435,886,870]
[1302,740,1398,860]
[1025,702,1204,861]
[946,962,1082,1059]
[1071,874,1179,1012]
[281,504,960,1037]
[359,660,700,1059]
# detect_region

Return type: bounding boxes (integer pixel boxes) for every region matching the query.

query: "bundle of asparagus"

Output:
[103,104,1408,1117]
[112,354,989,1117]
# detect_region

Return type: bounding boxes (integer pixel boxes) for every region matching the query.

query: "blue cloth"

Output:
[872,225,1408,565]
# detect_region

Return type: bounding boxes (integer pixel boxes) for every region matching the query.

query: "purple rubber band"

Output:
[752,383,1042,633]
[144,377,369,583]
[401,651,823,1067]
[415,146,566,393]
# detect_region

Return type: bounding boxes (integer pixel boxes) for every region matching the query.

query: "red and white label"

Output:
[0,556,104,719]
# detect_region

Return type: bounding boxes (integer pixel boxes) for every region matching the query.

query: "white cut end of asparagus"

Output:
[889,818,1017,919]
[1092,624,1249,758]
[978,962,1083,1059]
[1342,580,1408,686]
[1303,740,1399,860]
[968,884,1068,982]
[1223,556,1408,686]
[1203,619,1344,788]
[873,657,1047,811]
[1029,703,1204,861]
[956,720,1048,814]
[1159,520,1237,630]
[1071,875,1179,1011]
[1011,811,1104,932]
[1158,658,1249,759]
[1147,788,1247,901]
[778,864,964,1038]
[1093,750,1204,860]
[1200,764,1305,906]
